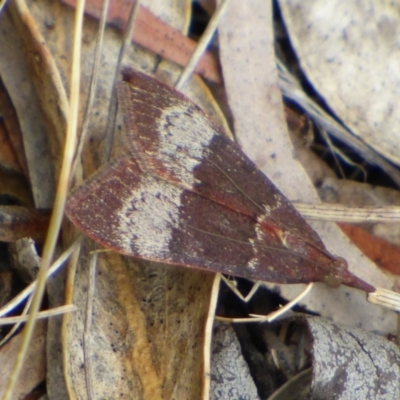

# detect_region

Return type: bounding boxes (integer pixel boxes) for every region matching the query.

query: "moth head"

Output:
[322,256,348,288]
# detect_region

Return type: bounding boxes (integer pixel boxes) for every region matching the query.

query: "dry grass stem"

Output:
[294,203,400,223]
[3,0,84,396]
[0,236,82,318]
[175,0,230,91]
[368,288,400,312]
[0,305,77,325]
[72,0,111,174]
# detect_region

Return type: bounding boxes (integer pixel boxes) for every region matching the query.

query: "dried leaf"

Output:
[63,0,221,83]
[0,320,46,399]
[279,0,400,166]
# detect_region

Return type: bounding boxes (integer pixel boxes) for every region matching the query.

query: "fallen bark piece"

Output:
[210,322,260,400]
[303,316,400,399]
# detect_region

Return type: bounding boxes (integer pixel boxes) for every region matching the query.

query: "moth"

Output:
[66,68,374,293]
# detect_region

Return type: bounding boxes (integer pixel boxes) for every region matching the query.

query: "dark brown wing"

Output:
[66,156,354,285]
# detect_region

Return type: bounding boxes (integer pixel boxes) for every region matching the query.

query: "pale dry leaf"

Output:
[0,9,56,208]
[277,61,400,188]
[217,1,396,333]
[373,223,400,252]
[144,0,191,33]
[8,0,69,175]
[0,320,46,399]
[65,250,213,399]
[29,0,124,170]
[279,0,400,166]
